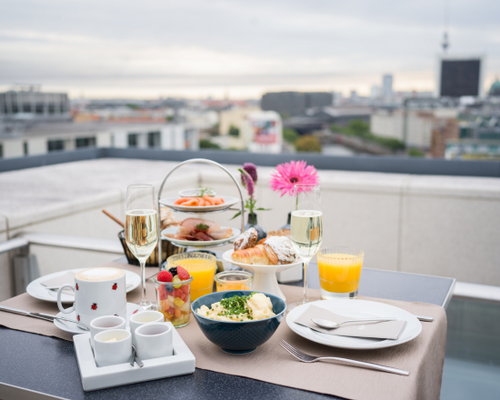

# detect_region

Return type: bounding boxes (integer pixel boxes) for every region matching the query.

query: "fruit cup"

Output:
[154,274,193,328]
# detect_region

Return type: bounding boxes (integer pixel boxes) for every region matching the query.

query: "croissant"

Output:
[231,245,272,265]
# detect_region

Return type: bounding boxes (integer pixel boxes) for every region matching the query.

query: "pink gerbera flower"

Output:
[270,160,319,197]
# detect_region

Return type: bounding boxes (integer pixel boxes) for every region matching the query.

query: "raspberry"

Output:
[177,266,190,281]
[157,271,173,282]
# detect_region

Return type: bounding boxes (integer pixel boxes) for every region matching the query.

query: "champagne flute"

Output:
[288,184,322,310]
[125,184,158,309]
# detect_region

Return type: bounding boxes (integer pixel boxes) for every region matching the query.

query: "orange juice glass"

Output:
[317,247,364,299]
[167,252,216,301]
[215,271,253,292]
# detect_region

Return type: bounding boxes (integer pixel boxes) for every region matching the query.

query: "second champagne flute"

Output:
[289,184,323,311]
[125,184,158,309]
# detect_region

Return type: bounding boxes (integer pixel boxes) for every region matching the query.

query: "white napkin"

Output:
[294,305,407,340]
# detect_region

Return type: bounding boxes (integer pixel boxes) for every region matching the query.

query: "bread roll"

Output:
[231,245,272,265]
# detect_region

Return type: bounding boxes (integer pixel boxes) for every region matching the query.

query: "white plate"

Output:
[27,269,141,303]
[286,299,421,350]
[160,196,240,212]
[54,302,143,335]
[222,249,302,273]
[161,227,240,247]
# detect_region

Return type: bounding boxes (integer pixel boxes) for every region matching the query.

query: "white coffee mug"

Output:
[56,267,127,327]
[94,329,132,367]
[129,310,164,345]
[135,322,173,360]
[90,315,126,348]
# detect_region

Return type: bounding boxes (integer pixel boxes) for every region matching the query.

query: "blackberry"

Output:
[168,267,178,277]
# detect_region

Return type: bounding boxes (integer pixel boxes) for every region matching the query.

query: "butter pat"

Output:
[106,338,118,342]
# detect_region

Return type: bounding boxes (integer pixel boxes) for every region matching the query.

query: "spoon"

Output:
[312,317,396,329]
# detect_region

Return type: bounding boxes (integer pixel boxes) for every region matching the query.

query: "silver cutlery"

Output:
[132,345,144,368]
[130,345,136,366]
[415,315,433,322]
[0,305,89,331]
[280,340,409,376]
[312,317,396,329]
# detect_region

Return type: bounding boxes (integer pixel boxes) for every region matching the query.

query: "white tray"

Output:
[74,322,196,391]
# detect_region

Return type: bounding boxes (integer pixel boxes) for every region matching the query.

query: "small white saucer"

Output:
[54,303,143,335]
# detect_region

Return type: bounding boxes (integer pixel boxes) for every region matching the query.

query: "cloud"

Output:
[0,0,499,98]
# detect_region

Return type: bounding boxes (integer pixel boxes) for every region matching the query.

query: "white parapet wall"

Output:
[0,157,499,301]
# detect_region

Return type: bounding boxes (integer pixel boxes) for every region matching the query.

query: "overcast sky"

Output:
[1,0,499,99]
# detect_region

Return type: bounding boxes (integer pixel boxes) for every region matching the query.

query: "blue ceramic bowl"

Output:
[191,290,286,354]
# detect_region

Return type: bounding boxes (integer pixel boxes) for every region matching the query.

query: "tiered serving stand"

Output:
[157,158,297,301]
[157,158,246,262]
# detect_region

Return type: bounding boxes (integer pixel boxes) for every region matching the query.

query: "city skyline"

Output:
[1,0,499,99]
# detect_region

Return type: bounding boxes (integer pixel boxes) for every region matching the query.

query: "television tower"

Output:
[442,0,450,53]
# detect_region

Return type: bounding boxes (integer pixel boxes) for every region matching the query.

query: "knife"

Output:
[0,305,89,331]
[415,315,434,322]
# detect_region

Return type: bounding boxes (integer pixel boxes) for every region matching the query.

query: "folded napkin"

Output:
[41,272,132,296]
[294,304,407,340]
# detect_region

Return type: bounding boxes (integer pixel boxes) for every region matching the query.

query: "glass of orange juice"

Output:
[317,247,364,299]
[215,271,253,292]
[167,252,217,301]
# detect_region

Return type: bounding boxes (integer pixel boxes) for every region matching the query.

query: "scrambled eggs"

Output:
[197,293,275,321]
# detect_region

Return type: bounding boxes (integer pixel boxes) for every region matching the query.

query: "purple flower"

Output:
[239,168,255,197]
[243,163,258,183]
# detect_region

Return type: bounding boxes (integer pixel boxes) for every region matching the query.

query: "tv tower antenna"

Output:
[442,0,450,53]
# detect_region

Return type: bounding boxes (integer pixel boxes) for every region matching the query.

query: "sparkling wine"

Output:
[125,209,158,262]
[290,210,323,260]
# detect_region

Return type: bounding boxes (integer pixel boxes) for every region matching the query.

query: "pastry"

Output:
[263,236,297,265]
[231,245,272,265]
[233,228,258,251]
[255,228,291,246]
[267,229,290,237]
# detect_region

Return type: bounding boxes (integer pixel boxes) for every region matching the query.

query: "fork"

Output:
[280,340,409,376]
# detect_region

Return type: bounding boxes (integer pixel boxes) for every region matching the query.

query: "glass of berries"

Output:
[154,266,193,328]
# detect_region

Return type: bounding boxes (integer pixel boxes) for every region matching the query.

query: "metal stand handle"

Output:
[156,158,246,270]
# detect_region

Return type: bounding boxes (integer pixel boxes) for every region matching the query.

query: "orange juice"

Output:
[214,271,253,292]
[216,282,251,291]
[171,258,216,301]
[317,253,363,294]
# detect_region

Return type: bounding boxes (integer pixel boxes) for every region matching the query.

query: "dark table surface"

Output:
[0,263,455,400]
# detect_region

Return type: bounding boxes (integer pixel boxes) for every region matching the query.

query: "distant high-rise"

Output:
[261,91,333,117]
[438,57,482,97]
[370,85,381,99]
[382,74,393,98]
[0,86,71,121]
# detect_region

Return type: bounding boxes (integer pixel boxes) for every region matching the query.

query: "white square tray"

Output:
[74,322,196,391]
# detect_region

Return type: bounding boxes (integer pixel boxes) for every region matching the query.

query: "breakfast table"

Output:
[0,258,454,400]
